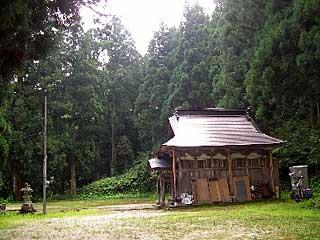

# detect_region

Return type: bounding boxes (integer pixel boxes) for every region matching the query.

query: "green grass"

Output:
[0,209,99,230]
[5,192,155,210]
[158,200,320,239]
[1,194,155,230]
[1,197,320,239]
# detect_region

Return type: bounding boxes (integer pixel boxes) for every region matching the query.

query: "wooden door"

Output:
[233,176,252,202]
[218,178,230,202]
[209,180,221,202]
[192,178,211,203]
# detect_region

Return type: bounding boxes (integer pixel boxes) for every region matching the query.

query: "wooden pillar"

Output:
[159,175,165,206]
[227,150,234,196]
[156,172,161,205]
[170,177,174,199]
[269,149,275,194]
[245,155,249,176]
[172,150,177,199]
[178,158,183,195]
[160,178,165,205]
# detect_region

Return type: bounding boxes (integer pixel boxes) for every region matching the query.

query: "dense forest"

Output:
[0,0,319,200]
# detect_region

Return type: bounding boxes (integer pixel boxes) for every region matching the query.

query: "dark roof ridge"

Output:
[175,107,249,116]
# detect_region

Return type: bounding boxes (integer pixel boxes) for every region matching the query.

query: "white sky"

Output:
[80,0,215,55]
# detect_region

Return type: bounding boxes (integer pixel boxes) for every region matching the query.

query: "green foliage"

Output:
[165,5,212,109]
[246,0,320,125]
[0,172,3,194]
[1,0,320,201]
[213,0,267,108]
[273,120,320,177]
[302,180,320,209]
[310,178,320,194]
[0,0,98,83]
[300,195,320,210]
[80,153,155,198]
[135,23,178,149]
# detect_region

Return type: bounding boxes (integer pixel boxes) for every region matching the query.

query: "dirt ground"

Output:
[0,203,302,240]
[1,205,169,240]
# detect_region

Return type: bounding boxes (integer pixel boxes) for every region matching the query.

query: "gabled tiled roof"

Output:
[162,108,284,148]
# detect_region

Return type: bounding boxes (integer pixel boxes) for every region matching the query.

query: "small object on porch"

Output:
[167,198,176,207]
[20,182,36,214]
[229,195,236,203]
[251,182,271,199]
[180,192,193,205]
[0,203,6,215]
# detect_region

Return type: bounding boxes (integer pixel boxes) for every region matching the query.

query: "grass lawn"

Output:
[0,197,319,240]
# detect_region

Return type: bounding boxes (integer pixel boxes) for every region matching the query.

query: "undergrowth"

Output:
[299,178,320,210]
[79,152,156,199]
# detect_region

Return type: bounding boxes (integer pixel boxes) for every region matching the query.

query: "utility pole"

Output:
[43,94,47,214]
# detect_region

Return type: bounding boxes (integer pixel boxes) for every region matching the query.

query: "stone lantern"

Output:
[20,182,36,213]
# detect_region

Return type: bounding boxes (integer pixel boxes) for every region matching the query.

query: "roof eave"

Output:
[159,142,285,152]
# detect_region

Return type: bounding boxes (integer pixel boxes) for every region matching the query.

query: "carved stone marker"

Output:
[20,183,36,214]
[0,203,6,215]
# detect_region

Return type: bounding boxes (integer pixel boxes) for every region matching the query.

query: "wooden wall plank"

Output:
[269,149,275,194]
[219,178,230,202]
[172,150,177,199]
[227,151,234,196]
[209,180,221,202]
[193,179,211,203]
[233,176,252,202]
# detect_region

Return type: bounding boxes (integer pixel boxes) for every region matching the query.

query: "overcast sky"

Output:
[80,0,215,55]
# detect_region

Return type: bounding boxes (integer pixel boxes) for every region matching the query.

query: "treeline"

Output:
[1,0,320,199]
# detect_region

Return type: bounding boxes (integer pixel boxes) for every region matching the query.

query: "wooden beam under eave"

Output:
[227,150,234,196]
[269,149,275,194]
[172,150,177,199]
[245,154,249,176]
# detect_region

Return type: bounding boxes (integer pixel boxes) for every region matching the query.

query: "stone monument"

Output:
[0,203,6,215]
[20,182,36,213]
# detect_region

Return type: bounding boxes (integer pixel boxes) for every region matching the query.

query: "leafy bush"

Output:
[310,178,320,194]
[300,194,320,210]
[298,178,320,210]
[80,152,156,199]
[274,121,320,178]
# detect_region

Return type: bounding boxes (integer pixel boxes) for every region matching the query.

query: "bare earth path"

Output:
[1,202,318,240]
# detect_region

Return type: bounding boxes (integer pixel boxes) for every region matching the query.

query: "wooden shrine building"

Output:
[148,108,284,206]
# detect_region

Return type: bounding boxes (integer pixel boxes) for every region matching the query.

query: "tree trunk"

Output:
[111,123,118,176]
[70,153,76,196]
[12,160,22,201]
[310,101,315,127]
[95,143,101,179]
[11,78,23,201]
[61,163,68,194]
[110,96,118,176]
[317,101,320,126]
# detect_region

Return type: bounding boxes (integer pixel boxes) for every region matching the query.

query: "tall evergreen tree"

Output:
[165,5,212,110]
[213,0,267,107]
[135,23,178,150]
[96,17,141,175]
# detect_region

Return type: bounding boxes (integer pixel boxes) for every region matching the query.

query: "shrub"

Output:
[300,194,320,210]
[299,178,320,210]
[80,152,156,199]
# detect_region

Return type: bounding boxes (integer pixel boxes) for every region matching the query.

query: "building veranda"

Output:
[148,108,284,206]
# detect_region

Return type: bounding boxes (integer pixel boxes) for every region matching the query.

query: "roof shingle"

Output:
[163,108,284,148]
